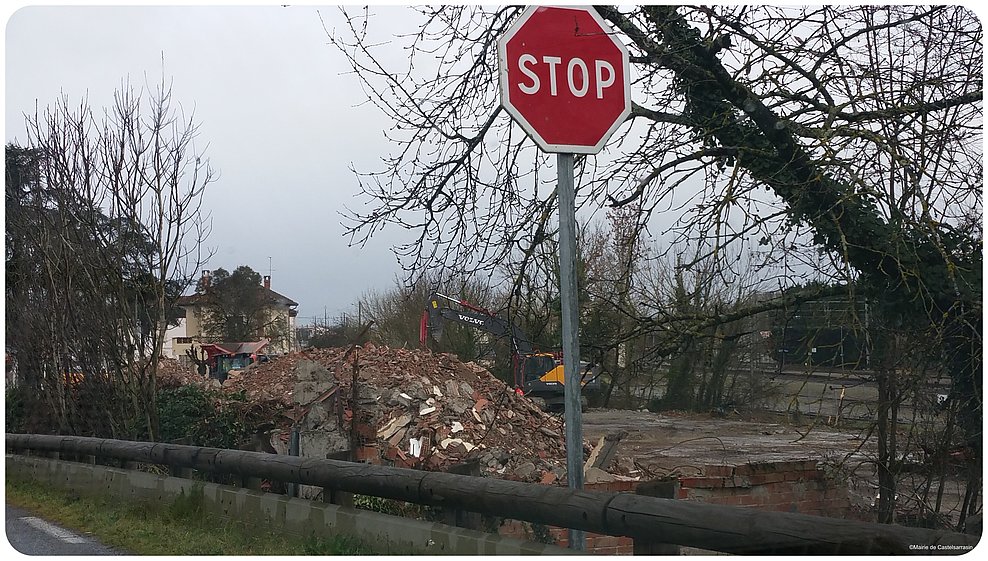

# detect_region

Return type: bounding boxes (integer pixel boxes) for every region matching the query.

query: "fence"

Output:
[5,433,979,555]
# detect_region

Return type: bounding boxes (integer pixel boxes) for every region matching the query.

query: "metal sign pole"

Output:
[557,152,585,551]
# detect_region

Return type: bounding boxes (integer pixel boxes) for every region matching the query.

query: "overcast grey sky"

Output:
[5,3,421,324]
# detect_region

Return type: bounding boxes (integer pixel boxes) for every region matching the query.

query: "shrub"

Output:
[5,386,27,433]
[156,385,254,448]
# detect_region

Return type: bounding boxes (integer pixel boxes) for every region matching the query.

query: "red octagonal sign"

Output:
[498,6,631,154]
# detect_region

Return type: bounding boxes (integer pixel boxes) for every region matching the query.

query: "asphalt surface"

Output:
[5,504,125,556]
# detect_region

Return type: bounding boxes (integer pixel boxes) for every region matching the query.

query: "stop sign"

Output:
[498,6,631,154]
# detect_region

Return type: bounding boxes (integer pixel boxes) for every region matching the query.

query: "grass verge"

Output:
[5,478,373,555]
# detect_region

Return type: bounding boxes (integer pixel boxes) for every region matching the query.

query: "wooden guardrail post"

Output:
[444,460,483,530]
[287,427,300,498]
[323,451,354,507]
[168,464,194,479]
[632,479,681,555]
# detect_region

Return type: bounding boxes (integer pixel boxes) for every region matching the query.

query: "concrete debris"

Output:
[156,344,624,485]
[378,414,412,440]
[585,467,616,484]
[409,437,424,457]
[515,462,537,479]
[584,430,627,473]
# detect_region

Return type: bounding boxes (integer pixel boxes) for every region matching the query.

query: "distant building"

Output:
[161,317,188,359]
[171,272,299,362]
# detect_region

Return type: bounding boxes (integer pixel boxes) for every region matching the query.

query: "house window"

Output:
[175,337,193,344]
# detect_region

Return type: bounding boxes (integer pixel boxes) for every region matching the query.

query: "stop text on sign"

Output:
[516,55,617,99]
[497,6,631,154]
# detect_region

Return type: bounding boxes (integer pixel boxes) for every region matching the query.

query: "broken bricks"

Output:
[158,344,619,485]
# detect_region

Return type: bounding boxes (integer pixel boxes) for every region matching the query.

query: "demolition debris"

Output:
[157,344,625,484]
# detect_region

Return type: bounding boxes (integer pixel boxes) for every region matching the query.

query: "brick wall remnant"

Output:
[676,460,856,518]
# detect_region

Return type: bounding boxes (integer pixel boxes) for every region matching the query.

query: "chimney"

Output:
[263,275,271,290]
[201,270,211,288]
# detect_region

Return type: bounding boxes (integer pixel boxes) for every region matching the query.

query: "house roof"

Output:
[200,339,270,357]
[177,286,298,308]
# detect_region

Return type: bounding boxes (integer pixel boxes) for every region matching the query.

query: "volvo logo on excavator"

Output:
[457,314,485,326]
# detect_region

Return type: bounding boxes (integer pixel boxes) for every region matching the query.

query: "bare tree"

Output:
[326,5,981,527]
[6,77,214,439]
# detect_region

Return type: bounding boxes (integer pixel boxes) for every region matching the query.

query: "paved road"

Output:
[5,504,125,555]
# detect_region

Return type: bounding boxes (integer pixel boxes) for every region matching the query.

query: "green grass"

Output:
[5,478,374,555]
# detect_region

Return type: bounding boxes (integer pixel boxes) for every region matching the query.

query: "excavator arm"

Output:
[420,293,533,355]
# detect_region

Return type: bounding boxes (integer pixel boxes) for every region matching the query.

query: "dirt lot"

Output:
[581,407,980,531]
[581,407,876,478]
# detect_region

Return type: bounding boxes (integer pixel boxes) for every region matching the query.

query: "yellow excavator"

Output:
[420,292,601,410]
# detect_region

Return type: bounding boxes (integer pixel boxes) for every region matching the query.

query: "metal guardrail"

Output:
[5,434,980,555]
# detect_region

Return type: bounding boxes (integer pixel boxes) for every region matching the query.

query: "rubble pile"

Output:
[222,344,577,482]
[156,357,210,389]
[152,344,629,484]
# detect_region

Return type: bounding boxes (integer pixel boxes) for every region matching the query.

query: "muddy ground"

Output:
[582,407,876,477]
[581,407,978,530]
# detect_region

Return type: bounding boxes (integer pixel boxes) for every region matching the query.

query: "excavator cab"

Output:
[518,353,560,388]
[518,352,602,409]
